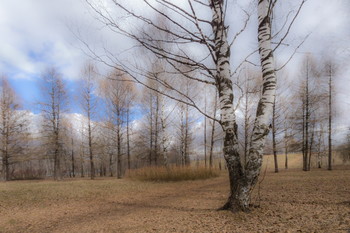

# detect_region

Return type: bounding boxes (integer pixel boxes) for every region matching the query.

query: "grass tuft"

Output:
[127,166,220,182]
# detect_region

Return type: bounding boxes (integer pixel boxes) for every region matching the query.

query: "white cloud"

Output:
[0,0,349,137]
[0,0,95,80]
[0,0,348,82]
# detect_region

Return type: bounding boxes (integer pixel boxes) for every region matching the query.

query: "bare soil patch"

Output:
[0,166,349,232]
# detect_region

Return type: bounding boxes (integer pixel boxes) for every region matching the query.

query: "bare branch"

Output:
[230,9,251,47]
[275,33,311,71]
[272,0,307,53]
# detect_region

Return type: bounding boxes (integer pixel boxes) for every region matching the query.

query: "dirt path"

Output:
[1,168,350,232]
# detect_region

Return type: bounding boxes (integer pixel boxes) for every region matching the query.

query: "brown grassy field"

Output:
[0,155,349,232]
[126,166,219,182]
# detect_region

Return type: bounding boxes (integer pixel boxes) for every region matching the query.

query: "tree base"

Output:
[217,200,251,213]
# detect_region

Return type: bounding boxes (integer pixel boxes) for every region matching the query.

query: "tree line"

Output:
[1,53,348,183]
[0,62,205,181]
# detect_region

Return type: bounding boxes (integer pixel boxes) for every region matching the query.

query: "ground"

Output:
[0,155,349,232]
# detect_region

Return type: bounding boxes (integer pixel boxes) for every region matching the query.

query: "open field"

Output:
[1,163,349,232]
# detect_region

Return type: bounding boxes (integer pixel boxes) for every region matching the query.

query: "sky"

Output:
[0,0,349,141]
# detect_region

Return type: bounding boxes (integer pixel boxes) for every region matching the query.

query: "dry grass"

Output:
[0,157,349,232]
[0,167,349,232]
[126,166,220,182]
[262,152,346,172]
[0,178,152,210]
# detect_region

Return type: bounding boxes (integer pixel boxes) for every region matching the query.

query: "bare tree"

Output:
[61,119,77,178]
[204,95,207,168]
[79,119,85,177]
[297,56,318,171]
[84,0,305,211]
[99,71,135,178]
[291,55,329,171]
[99,120,115,176]
[40,67,68,180]
[271,77,294,173]
[0,77,29,181]
[177,102,193,166]
[340,128,350,163]
[137,86,156,167]
[209,92,217,169]
[281,103,297,170]
[159,93,172,167]
[140,75,171,167]
[271,98,279,172]
[176,78,196,167]
[236,67,261,166]
[324,61,335,170]
[80,62,99,179]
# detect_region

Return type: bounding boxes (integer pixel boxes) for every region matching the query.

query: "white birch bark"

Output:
[160,97,168,168]
[209,0,239,159]
[246,0,276,183]
[210,0,246,211]
[214,0,277,211]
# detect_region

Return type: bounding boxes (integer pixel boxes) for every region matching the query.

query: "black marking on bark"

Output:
[219,60,229,66]
[261,51,273,63]
[256,100,264,116]
[263,70,274,78]
[258,16,269,31]
[229,93,233,102]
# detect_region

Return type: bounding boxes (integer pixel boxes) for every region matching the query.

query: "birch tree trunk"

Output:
[218,0,277,211]
[160,97,168,168]
[244,0,277,207]
[244,86,249,165]
[210,0,245,211]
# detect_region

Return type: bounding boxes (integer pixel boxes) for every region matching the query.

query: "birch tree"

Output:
[138,69,177,167]
[84,0,305,212]
[177,102,193,166]
[159,94,171,167]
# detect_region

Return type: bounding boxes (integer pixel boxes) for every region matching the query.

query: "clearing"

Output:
[0,156,349,232]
